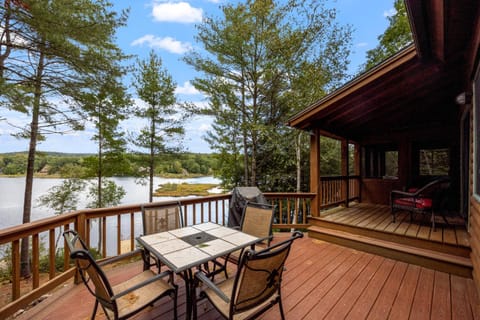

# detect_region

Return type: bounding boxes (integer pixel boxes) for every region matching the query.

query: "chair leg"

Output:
[278,297,286,320]
[431,211,436,231]
[172,285,178,320]
[91,300,99,320]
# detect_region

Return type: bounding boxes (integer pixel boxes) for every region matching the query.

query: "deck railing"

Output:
[0,192,313,318]
[319,175,360,209]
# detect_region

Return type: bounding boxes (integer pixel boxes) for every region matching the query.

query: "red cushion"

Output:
[407,187,419,193]
[394,197,432,209]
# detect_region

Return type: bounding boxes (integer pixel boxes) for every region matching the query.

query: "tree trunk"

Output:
[21,49,46,277]
[97,114,103,250]
[149,117,155,203]
[241,87,249,186]
[292,131,302,231]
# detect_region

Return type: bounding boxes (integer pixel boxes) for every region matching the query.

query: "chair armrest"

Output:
[195,270,230,303]
[390,190,415,197]
[98,248,144,267]
[255,231,304,255]
[111,270,174,300]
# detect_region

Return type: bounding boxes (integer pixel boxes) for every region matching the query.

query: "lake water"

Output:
[0,176,221,229]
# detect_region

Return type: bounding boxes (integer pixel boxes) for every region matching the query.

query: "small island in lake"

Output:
[153,183,223,197]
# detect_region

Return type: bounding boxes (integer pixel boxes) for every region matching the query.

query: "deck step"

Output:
[308,225,473,278]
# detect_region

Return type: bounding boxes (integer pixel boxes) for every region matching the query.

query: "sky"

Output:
[0,0,395,154]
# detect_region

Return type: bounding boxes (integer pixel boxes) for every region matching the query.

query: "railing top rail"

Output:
[0,192,315,244]
[319,175,361,180]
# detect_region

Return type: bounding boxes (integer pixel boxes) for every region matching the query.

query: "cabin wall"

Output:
[470,61,480,299]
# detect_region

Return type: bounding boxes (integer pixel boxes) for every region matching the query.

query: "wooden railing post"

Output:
[310,128,321,217]
[341,139,349,207]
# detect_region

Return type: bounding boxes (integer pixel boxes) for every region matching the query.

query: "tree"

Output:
[0,0,128,277]
[361,0,412,72]
[131,50,186,202]
[184,0,352,190]
[81,71,131,250]
[37,178,86,251]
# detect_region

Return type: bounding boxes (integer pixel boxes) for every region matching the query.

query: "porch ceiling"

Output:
[288,0,480,141]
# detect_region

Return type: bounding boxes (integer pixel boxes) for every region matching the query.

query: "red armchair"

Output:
[390,177,450,230]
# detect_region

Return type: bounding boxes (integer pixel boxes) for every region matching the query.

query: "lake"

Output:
[0,176,221,229]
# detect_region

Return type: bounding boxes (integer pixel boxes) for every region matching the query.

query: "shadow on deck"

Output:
[13,233,479,320]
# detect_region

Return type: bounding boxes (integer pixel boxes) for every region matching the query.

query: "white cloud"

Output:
[198,123,210,132]
[152,2,203,23]
[175,81,200,95]
[131,35,192,54]
[356,42,368,48]
[383,8,396,17]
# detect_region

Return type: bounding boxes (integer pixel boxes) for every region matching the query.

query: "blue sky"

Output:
[0,0,394,154]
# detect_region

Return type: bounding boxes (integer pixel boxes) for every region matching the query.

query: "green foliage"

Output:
[361,0,413,72]
[154,183,219,197]
[38,248,66,273]
[184,0,352,191]
[87,179,126,209]
[131,51,187,201]
[0,152,217,177]
[37,178,86,215]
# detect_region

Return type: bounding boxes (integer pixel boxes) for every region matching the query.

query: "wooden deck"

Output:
[14,234,479,320]
[308,203,473,277]
[315,203,469,248]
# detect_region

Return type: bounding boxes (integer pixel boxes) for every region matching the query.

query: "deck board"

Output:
[366,260,409,320]
[431,271,452,319]
[410,267,435,320]
[15,235,479,320]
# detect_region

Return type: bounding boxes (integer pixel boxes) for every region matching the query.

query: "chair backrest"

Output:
[142,201,184,235]
[63,230,116,312]
[415,176,450,197]
[240,201,275,245]
[231,231,303,314]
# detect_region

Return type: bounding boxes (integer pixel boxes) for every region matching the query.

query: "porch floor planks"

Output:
[345,258,397,320]
[322,254,385,320]
[409,267,435,320]
[318,204,469,248]
[303,253,376,319]
[431,271,452,319]
[15,235,479,320]
[389,264,422,319]
[366,260,410,319]
[283,249,368,319]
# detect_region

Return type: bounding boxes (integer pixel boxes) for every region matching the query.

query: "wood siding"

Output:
[472,198,480,300]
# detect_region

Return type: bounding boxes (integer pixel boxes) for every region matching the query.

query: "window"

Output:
[363,146,398,178]
[474,68,480,198]
[419,148,450,176]
[385,151,399,177]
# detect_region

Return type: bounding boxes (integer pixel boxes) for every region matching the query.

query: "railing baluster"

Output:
[12,239,20,301]
[49,229,55,279]
[117,215,121,255]
[130,212,135,251]
[32,234,39,289]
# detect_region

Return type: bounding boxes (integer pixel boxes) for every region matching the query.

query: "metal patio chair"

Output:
[141,201,184,270]
[194,231,304,320]
[207,201,275,280]
[63,230,178,320]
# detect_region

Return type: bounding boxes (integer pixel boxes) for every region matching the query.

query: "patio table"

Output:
[136,222,263,320]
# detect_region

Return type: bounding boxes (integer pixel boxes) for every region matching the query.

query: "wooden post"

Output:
[354,143,362,201]
[341,139,349,207]
[310,129,321,217]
